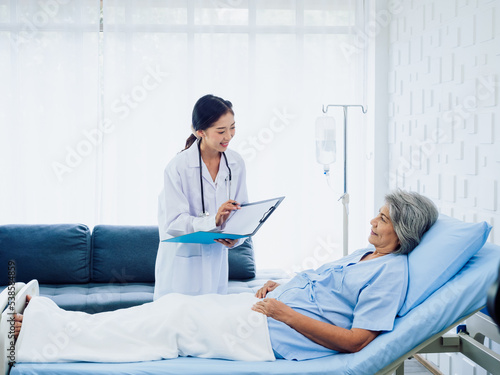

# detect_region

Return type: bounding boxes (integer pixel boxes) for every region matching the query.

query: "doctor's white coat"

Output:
[154,143,248,299]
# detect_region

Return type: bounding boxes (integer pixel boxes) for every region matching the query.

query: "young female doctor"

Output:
[154,95,249,299]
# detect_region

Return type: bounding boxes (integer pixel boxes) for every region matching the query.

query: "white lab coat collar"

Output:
[185,141,201,168]
[185,141,239,167]
[184,141,236,187]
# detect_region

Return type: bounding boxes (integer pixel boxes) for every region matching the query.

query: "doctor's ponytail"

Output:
[184,134,197,150]
[182,94,234,151]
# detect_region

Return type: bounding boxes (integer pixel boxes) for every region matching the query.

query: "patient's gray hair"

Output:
[385,189,439,255]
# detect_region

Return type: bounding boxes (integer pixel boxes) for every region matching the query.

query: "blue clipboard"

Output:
[163,196,285,244]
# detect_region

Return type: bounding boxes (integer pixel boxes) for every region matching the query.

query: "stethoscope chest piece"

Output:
[198,211,209,217]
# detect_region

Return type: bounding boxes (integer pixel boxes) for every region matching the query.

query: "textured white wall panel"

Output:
[439,353,453,374]
[430,57,442,84]
[475,53,487,68]
[388,71,396,94]
[452,140,464,160]
[442,54,455,82]
[464,144,478,175]
[442,174,457,202]
[476,75,497,107]
[439,118,455,143]
[411,36,423,63]
[477,113,493,143]
[453,79,476,118]
[467,113,478,134]
[457,176,467,198]
[388,0,499,240]
[477,8,494,42]
[423,174,441,199]
[425,87,434,108]
[461,357,480,375]
[414,88,424,114]
[446,23,460,49]
[400,42,410,65]
[459,15,475,47]
[478,179,497,210]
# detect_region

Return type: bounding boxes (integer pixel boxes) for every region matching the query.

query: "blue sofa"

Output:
[0,224,282,314]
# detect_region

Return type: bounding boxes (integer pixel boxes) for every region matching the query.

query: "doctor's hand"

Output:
[252,298,293,323]
[255,280,281,298]
[215,200,241,227]
[214,238,239,248]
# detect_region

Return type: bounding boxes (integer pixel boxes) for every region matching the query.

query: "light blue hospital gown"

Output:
[267,247,408,360]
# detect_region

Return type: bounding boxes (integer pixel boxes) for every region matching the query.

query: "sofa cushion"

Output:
[39,283,155,313]
[0,224,91,285]
[228,238,256,280]
[91,225,159,283]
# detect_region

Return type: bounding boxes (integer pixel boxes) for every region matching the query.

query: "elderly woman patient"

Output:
[12,189,438,362]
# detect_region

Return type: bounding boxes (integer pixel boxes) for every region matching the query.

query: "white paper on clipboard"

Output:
[221,197,284,235]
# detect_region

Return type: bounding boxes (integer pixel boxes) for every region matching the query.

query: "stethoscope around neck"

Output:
[198,139,232,217]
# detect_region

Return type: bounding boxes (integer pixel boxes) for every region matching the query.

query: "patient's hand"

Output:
[255,280,280,298]
[251,298,293,324]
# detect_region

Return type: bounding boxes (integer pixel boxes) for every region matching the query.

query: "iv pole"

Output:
[321,104,367,256]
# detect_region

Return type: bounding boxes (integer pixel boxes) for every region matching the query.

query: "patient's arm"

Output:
[252,298,379,353]
[255,280,280,298]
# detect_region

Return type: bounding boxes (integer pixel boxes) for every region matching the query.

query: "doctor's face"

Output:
[368,205,400,254]
[198,112,235,153]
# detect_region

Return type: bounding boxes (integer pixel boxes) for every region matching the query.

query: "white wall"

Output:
[386,0,500,373]
[387,0,500,243]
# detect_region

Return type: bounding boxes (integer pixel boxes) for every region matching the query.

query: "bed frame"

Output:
[378,309,500,375]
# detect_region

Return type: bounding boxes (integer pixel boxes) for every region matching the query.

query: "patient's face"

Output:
[368,205,400,254]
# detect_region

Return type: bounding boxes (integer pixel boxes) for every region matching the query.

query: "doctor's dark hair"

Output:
[385,189,439,255]
[184,94,234,150]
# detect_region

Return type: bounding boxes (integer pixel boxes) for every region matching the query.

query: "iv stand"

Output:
[321,104,367,256]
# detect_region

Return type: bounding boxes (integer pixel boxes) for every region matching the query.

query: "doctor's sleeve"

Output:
[351,258,408,332]
[161,164,218,237]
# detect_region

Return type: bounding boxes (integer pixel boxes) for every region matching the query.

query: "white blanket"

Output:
[16,293,275,363]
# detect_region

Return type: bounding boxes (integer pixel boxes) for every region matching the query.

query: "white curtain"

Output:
[0,0,100,225]
[1,0,369,272]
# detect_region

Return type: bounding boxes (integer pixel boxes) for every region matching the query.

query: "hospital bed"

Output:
[3,215,500,375]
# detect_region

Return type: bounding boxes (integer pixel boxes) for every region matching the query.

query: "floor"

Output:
[403,358,435,374]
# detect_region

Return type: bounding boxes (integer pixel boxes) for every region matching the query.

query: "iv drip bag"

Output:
[315,116,336,172]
